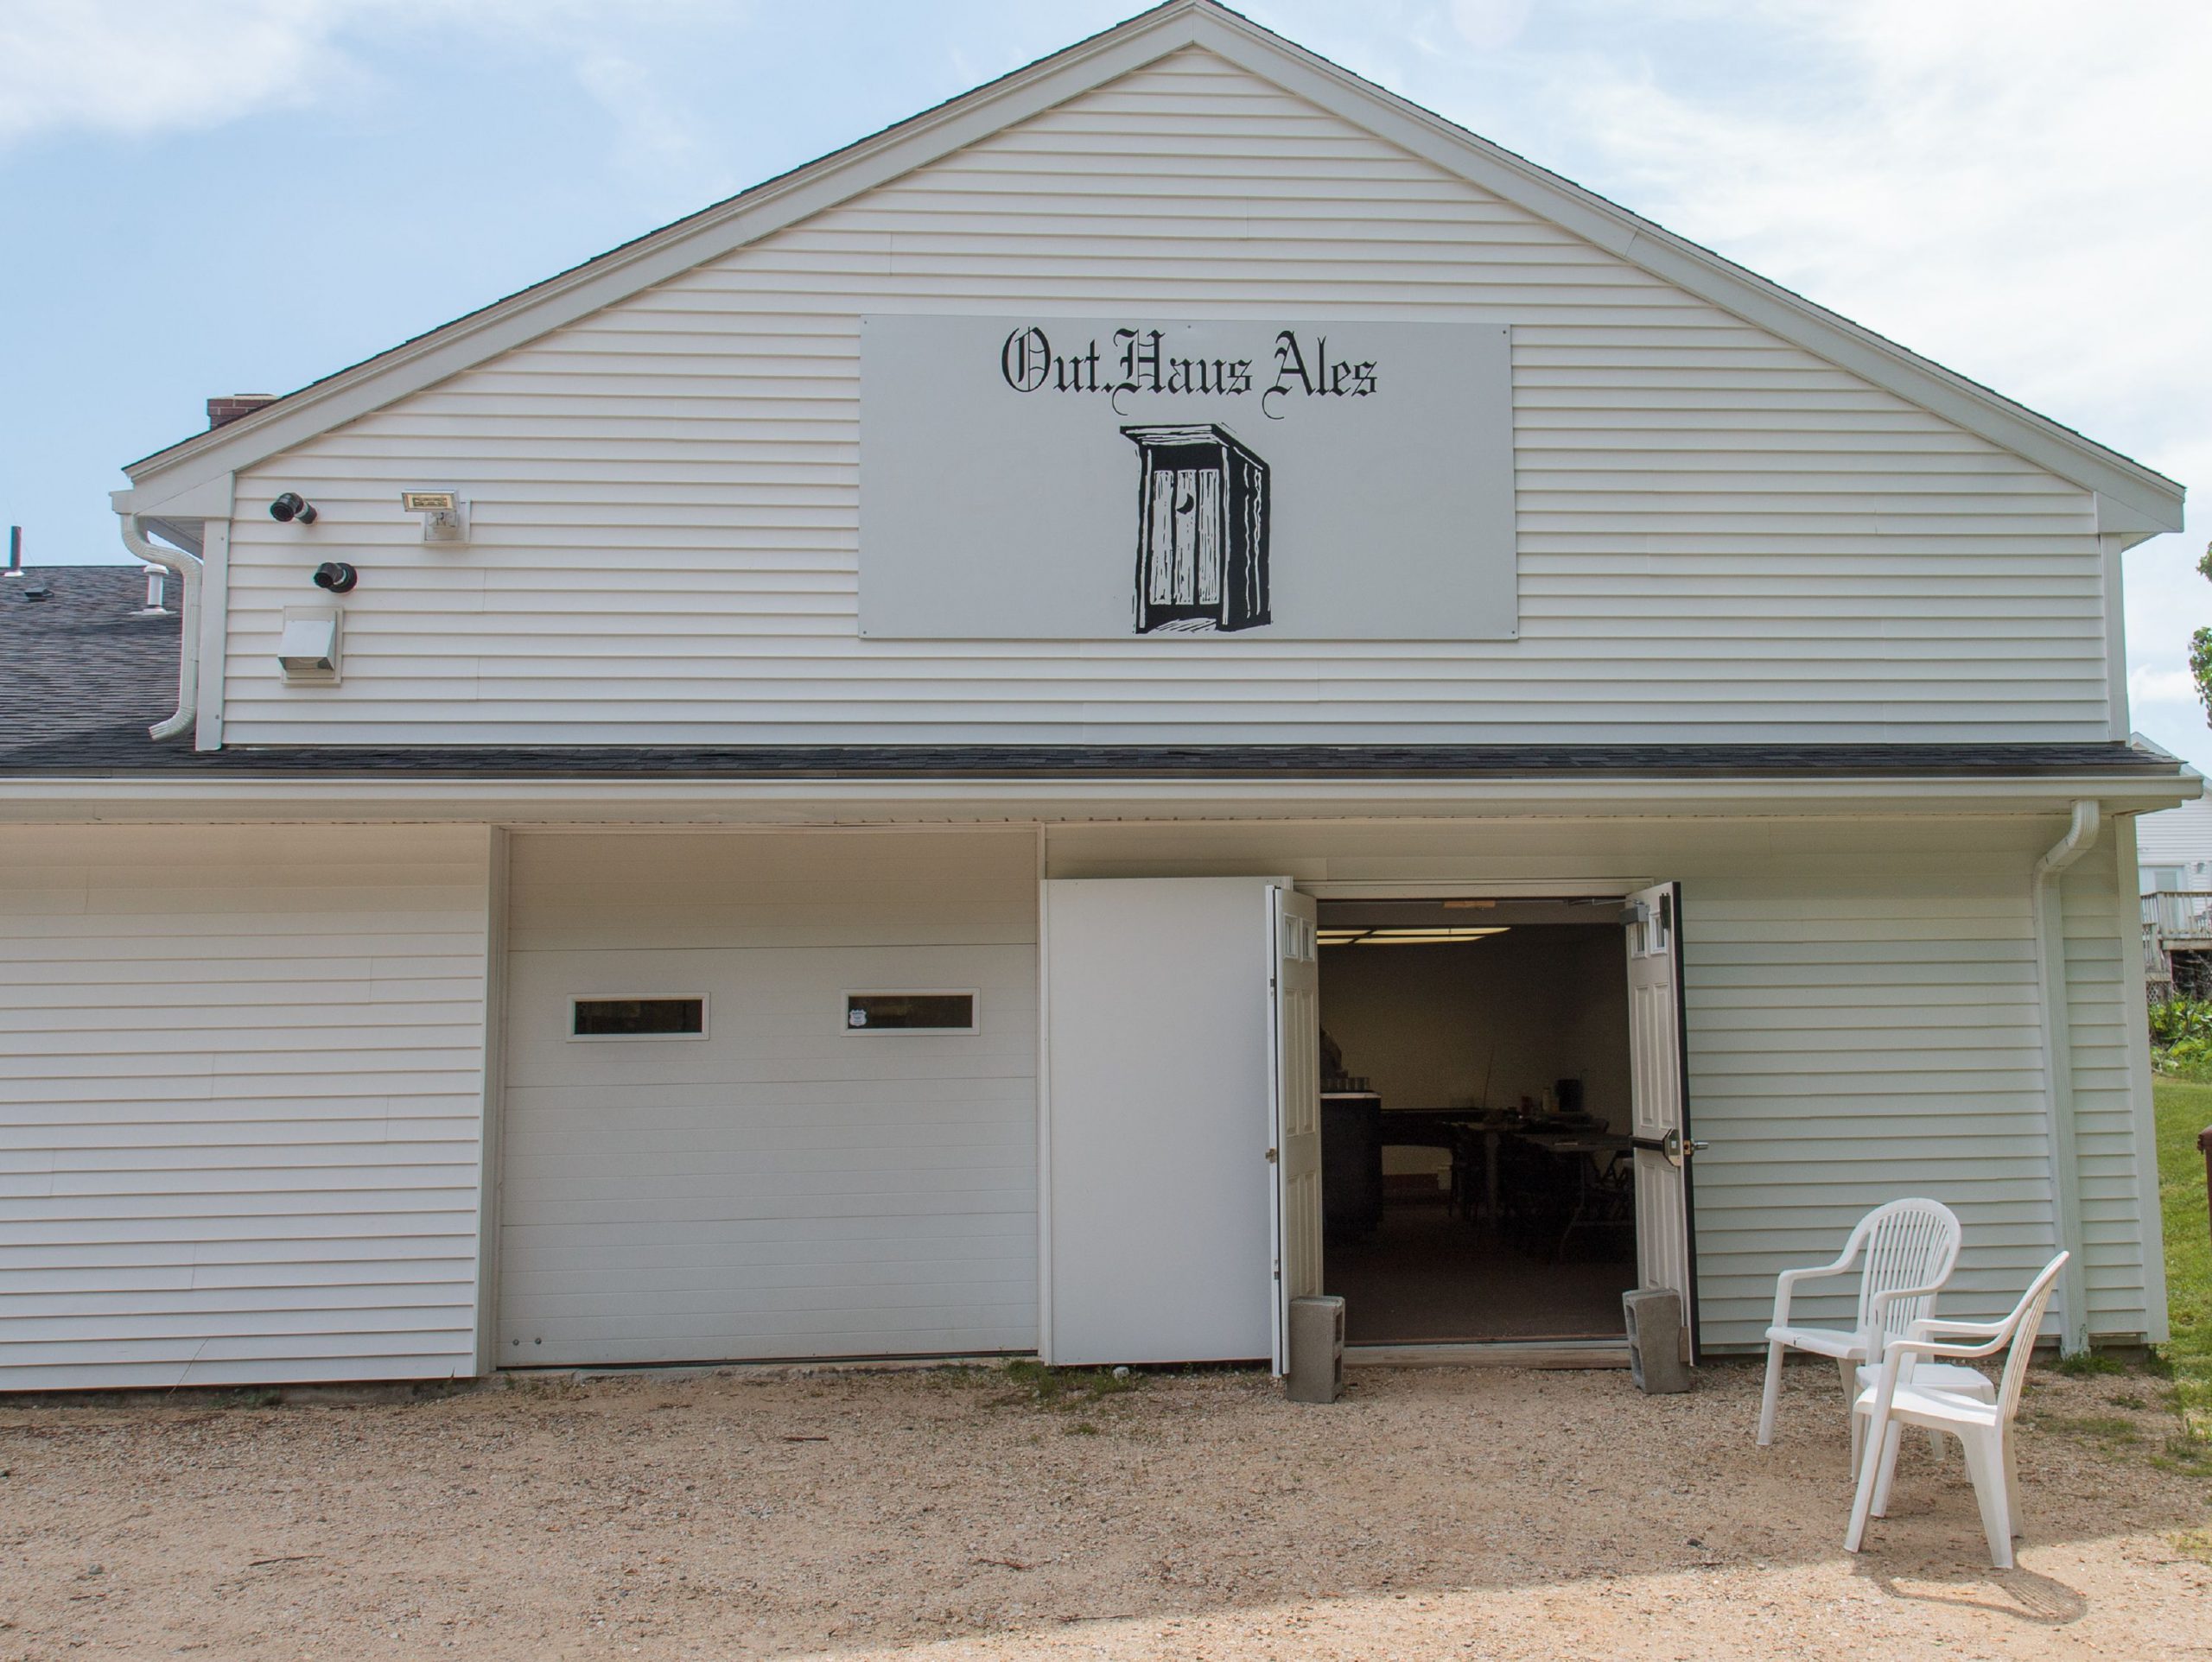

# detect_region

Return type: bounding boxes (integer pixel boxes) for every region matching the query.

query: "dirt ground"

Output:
[2,1357,2209,1661]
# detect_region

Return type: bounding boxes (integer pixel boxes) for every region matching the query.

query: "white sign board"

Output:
[859,316,1516,641]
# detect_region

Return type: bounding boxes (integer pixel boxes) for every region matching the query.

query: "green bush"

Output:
[2150,998,2212,1046]
[2150,999,2212,1080]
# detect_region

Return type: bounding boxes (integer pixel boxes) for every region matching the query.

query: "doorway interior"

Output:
[1315,897,1638,1346]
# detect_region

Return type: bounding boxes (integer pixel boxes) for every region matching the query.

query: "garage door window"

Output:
[844,992,976,1033]
[570,995,708,1039]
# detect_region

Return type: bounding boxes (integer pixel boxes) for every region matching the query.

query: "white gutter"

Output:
[2030,798,2099,1353]
[118,514,200,742]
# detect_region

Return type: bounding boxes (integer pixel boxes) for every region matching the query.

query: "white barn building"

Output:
[0,1,2193,1390]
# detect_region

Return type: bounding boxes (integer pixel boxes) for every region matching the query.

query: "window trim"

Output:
[567,993,710,1042]
[840,989,980,1036]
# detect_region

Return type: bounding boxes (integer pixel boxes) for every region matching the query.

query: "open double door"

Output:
[1040,877,1696,1370]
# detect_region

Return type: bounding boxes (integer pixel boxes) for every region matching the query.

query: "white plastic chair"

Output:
[1845,1252,2067,1570]
[1755,1198,1961,1449]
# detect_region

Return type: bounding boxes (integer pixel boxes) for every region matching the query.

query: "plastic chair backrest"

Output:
[1852,1198,1963,1353]
[1994,1252,2069,1422]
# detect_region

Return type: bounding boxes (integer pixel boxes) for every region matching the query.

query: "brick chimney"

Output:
[207,394,277,429]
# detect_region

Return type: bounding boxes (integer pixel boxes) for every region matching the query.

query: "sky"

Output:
[2,0,2207,764]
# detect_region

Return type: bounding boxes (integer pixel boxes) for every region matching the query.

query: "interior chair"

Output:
[1844,1252,2068,1570]
[1755,1197,1962,1449]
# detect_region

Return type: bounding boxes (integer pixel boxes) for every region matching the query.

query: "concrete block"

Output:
[1623,1286,1692,1394]
[1286,1295,1344,1404]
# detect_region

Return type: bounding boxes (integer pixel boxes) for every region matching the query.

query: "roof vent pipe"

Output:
[118,513,200,741]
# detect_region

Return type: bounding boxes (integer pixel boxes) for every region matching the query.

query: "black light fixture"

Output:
[269,492,318,524]
[311,561,359,593]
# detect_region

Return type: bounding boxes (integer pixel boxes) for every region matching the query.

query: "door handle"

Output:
[1634,1129,1709,1169]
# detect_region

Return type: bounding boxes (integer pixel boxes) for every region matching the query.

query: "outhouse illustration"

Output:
[1122,423,1271,633]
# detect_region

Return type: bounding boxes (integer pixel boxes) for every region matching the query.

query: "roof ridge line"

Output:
[119,0,2181,533]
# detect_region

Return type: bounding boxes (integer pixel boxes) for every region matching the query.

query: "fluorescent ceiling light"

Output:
[1316,927,1510,946]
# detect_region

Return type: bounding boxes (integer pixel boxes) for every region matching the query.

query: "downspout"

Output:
[119,513,200,741]
[2031,798,2099,1354]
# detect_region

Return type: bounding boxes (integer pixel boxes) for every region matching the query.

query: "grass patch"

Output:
[2053,1351,2125,1378]
[2155,1435,2212,1479]
[2031,1412,2144,1447]
[1000,1359,1142,1411]
[2152,1077,2212,1445]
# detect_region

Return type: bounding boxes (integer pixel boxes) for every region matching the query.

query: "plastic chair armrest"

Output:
[1770,1253,1859,1326]
[1904,1314,2008,1342]
[1868,1280,1948,1316]
[1879,1332,2006,1368]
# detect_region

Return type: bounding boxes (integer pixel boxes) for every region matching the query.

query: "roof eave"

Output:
[0,768,2196,828]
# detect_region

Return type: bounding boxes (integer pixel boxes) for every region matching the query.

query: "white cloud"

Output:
[1450,0,1534,52]
[0,0,369,146]
[2131,666,2198,705]
[1399,0,2212,758]
[0,0,724,153]
[1525,0,2212,457]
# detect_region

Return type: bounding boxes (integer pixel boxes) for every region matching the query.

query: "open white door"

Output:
[1041,877,1281,1367]
[1625,881,1701,1361]
[1269,885,1321,1375]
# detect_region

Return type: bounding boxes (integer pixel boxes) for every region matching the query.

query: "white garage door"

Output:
[496,832,1039,1367]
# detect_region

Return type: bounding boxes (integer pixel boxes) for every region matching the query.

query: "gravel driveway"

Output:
[2,1358,2208,1659]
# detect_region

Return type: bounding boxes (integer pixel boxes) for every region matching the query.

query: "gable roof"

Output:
[118,0,2184,536]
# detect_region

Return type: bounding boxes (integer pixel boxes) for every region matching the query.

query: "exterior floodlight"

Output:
[269,492,317,524]
[400,489,468,544]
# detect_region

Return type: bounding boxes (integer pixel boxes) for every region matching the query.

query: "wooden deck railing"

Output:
[2144,890,2212,944]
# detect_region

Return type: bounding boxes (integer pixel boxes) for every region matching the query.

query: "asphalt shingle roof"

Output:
[0,565,181,758]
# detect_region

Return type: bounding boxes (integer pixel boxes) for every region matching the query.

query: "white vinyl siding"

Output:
[1681,869,2057,1349]
[2133,795,2212,877]
[217,47,2107,745]
[0,825,493,1390]
[1041,811,2160,1351]
[497,829,1038,1366]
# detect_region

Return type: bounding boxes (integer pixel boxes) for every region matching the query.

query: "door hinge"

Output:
[1264,1146,1279,1164]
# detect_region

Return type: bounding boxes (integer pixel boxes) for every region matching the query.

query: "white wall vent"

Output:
[277,606,341,683]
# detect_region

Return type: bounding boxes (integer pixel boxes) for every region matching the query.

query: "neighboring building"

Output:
[2135,790,2212,893]
[0,1,2194,1390]
[2133,777,2212,996]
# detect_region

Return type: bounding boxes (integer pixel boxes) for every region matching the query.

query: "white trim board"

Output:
[116,0,2183,534]
[0,774,2198,826]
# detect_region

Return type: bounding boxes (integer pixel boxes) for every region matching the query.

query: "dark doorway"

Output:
[1317,898,1638,1345]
